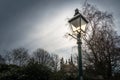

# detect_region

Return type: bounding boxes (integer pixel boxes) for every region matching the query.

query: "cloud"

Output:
[0,0,120,59]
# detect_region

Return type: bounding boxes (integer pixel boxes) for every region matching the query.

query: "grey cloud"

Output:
[0,0,120,57]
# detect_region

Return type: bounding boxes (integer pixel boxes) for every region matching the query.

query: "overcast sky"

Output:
[0,0,120,59]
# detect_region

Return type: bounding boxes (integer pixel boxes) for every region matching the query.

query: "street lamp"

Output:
[68,9,88,80]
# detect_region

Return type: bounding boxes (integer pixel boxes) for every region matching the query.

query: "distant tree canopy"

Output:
[0,48,60,80]
[0,62,52,80]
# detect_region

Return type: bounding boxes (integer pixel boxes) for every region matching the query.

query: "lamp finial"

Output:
[74,8,79,16]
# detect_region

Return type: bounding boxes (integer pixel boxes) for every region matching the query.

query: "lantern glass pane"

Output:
[70,17,80,28]
[81,18,87,32]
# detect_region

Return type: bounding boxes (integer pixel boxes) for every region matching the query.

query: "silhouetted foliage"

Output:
[0,48,61,80]
[0,64,21,80]
[22,62,52,80]
[0,63,52,80]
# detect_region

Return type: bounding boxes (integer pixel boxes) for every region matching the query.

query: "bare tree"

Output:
[76,2,120,80]
[10,48,29,66]
[3,50,12,64]
[51,54,59,71]
[32,48,54,68]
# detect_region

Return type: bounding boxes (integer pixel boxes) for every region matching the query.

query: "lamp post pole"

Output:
[68,9,88,80]
[77,32,83,80]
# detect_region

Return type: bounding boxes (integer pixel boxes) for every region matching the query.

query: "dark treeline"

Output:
[0,48,62,80]
[0,48,77,80]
